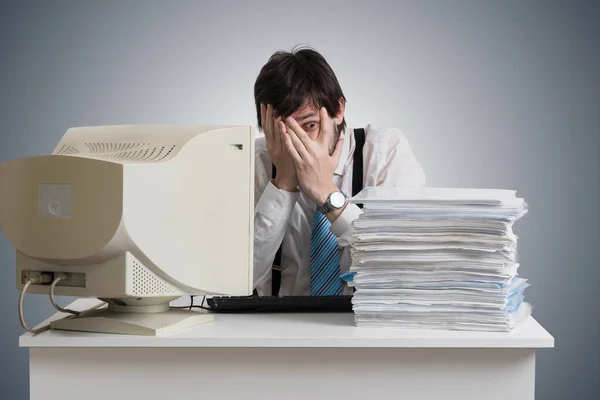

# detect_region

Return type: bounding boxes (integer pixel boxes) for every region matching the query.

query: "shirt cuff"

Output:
[330,202,363,238]
[255,180,299,222]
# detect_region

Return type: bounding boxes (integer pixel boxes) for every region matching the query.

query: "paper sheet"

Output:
[346,186,531,332]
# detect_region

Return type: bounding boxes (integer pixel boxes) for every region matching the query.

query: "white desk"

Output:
[20,298,554,400]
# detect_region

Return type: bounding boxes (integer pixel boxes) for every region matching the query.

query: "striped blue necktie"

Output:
[310,208,343,296]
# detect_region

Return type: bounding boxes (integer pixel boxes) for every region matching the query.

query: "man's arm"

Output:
[252,138,299,292]
[329,127,426,246]
[253,105,302,293]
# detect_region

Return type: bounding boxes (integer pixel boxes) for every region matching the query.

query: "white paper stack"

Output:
[342,187,532,332]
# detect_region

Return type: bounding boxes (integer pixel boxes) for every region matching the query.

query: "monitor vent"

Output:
[87,141,149,154]
[132,260,176,296]
[56,145,80,155]
[84,142,177,162]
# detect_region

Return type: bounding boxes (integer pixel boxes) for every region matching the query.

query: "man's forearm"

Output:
[273,176,299,193]
[324,199,349,223]
[313,182,347,223]
[253,180,299,289]
[328,202,363,247]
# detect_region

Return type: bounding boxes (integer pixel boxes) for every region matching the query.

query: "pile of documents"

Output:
[343,187,532,332]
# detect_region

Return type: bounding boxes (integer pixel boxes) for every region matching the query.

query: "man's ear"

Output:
[334,98,345,125]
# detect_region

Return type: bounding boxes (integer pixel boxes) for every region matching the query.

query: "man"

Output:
[253,46,425,296]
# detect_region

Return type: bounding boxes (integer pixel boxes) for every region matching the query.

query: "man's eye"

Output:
[305,122,318,131]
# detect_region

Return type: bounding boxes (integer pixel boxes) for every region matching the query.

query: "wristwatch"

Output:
[320,191,347,214]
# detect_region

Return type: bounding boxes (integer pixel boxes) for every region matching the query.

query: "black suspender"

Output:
[352,128,366,201]
[269,127,366,296]
[271,164,283,295]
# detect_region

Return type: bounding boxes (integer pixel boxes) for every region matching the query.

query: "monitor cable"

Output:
[49,275,81,315]
[19,273,106,335]
[18,275,53,334]
[170,295,210,311]
[48,275,106,315]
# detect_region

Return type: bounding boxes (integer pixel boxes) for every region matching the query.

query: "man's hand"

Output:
[261,104,298,192]
[282,107,344,206]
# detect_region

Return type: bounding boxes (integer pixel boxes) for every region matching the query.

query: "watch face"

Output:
[330,192,346,208]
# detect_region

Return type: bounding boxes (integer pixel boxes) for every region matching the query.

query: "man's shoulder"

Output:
[360,124,412,147]
[255,134,268,152]
[254,135,271,160]
[254,135,272,176]
[356,124,426,185]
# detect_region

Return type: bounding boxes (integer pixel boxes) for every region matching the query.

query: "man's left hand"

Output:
[282,107,344,206]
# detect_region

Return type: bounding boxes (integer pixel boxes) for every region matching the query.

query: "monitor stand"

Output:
[49,299,214,336]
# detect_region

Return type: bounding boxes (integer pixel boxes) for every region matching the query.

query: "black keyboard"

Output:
[205,295,353,313]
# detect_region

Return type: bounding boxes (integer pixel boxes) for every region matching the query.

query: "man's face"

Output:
[286,102,340,156]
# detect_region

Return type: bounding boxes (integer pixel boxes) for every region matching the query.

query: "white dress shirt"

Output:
[253,123,426,296]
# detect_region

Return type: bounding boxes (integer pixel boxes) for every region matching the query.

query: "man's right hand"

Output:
[261,104,298,192]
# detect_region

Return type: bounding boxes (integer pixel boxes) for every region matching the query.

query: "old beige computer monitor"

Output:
[0,124,254,336]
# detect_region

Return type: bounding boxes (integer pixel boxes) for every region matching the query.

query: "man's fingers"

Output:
[260,104,266,135]
[285,117,314,150]
[331,136,345,165]
[278,120,287,148]
[287,127,311,160]
[283,133,303,164]
[265,104,275,141]
[273,115,282,136]
[317,107,334,145]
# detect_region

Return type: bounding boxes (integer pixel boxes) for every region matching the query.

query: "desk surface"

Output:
[20,298,554,349]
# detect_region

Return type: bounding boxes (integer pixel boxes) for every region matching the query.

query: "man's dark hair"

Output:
[254,45,347,133]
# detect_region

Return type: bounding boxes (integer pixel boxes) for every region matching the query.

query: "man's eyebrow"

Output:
[296,112,318,121]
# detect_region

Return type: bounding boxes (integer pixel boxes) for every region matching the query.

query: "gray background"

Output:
[1,0,598,398]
